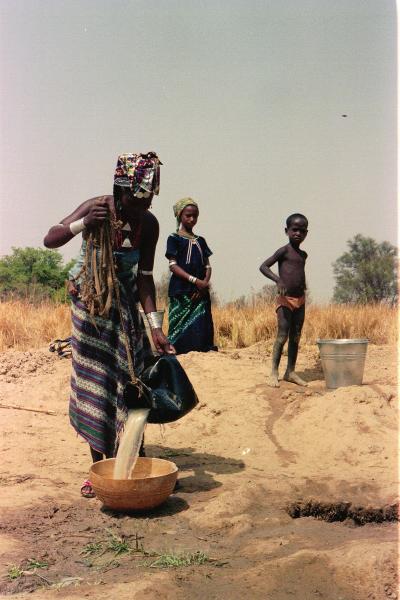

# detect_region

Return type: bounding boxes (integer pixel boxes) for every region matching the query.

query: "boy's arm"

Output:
[259,249,286,294]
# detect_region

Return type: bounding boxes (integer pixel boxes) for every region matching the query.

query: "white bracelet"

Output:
[169,260,177,266]
[138,269,153,276]
[188,275,197,284]
[69,218,86,236]
[205,265,211,269]
[146,311,163,330]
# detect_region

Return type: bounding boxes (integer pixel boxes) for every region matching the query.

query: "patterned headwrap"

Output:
[173,197,198,231]
[114,152,162,198]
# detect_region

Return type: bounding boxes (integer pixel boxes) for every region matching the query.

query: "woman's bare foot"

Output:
[267,373,280,388]
[283,371,308,386]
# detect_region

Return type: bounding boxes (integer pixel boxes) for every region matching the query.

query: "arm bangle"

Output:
[69,218,86,236]
[188,275,197,284]
[138,269,153,276]
[146,311,163,330]
[205,265,211,269]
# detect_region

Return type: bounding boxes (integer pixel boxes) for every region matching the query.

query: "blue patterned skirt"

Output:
[168,293,215,355]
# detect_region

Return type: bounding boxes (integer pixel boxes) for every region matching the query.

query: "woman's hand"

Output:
[151,329,176,355]
[84,198,109,228]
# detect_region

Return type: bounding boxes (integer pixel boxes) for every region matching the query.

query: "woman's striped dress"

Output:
[69,244,152,456]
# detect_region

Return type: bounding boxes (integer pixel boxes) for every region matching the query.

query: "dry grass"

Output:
[0,300,396,352]
[213,301,397,348]
[0,301,71,351]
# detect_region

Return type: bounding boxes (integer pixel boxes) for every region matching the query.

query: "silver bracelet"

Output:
[69,218,86,236]
[146,311,163,330]
[188,275,197,284]
[205,265,211,270]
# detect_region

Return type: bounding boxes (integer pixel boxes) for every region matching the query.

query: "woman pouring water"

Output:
[44,153,175,497]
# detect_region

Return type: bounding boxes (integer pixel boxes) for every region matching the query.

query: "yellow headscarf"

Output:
[173,197,198,231]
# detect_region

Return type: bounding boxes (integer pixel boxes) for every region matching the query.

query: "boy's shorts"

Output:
[276,295,305,312]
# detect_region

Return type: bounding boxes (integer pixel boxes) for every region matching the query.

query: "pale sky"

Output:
[0,0,396,303]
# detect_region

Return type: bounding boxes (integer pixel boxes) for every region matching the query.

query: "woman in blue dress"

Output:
[166,197,216,355]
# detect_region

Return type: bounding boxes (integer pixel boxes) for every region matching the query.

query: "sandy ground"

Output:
[0,342,398,599]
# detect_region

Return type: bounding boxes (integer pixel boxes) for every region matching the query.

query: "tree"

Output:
[332,234,397,304]
[0,247,74,301]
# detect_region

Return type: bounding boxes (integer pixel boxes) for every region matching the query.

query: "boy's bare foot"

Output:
[267,373,280,388]
[283,372,308,386]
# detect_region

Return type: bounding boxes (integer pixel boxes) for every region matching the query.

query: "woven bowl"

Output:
[89,457,178,511]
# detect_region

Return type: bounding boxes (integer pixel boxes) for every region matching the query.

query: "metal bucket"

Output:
[317,339,368,389]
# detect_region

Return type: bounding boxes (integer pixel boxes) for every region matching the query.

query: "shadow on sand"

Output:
[298,357,325,383]
[101,494,190,519]
[146,445,246,494]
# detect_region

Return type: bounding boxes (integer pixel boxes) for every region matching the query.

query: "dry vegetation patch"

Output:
[0,300,396,351]
[214,302,397,347]
[0,301,70,351]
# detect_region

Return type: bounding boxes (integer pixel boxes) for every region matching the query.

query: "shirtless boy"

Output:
[260,214,309,387]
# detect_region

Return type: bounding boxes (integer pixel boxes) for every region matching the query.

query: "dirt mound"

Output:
[0,348,58,382]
